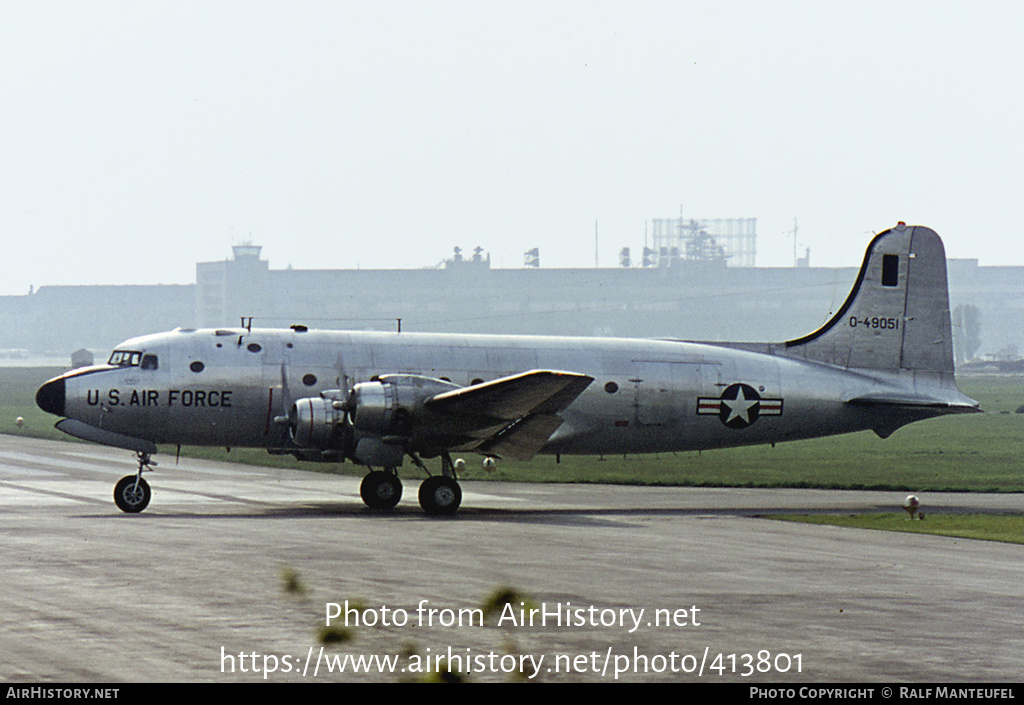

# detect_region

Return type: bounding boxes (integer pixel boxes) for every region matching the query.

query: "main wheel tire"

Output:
[360,471,403,509]
[114,475,151,513]
[418,476,462,516]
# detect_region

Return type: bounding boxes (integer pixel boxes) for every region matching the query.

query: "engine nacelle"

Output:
[348,374,461,436]
[290,392,347,448]
[289,375,461,454]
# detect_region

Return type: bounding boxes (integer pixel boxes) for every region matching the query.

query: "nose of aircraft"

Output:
[36,376,66,417]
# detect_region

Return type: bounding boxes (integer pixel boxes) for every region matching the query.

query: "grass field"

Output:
[771,513,1024,545]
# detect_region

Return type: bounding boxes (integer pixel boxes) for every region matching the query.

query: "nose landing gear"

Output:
[113,452,156,513]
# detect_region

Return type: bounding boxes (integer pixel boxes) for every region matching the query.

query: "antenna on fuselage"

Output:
[240,316,253,333]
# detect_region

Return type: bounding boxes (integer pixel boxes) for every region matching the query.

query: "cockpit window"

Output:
[108,350,143,367]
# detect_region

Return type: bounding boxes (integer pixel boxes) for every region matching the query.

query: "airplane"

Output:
[35,223,980,515]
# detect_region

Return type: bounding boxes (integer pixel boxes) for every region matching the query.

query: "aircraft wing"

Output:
[421,369,593,459]
[426,369,593,418]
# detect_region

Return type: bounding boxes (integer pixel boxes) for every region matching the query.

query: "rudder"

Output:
[784,224,954,373]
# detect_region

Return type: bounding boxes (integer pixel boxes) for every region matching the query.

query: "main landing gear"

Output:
[113,452,156,514]
[107,450,463,516]
[359,452,463,516]
[359,470,403,510]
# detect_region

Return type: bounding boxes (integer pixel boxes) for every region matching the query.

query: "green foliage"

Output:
[317,624,354,647]
[480,586,537,626]
[280,566,309,598]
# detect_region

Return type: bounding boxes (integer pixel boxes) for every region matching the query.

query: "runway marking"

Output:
[0,465,53,477]
[0,479,110,506]
[0,451,122,476]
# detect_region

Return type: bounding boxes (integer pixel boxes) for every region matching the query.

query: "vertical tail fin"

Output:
[784,223,954,373]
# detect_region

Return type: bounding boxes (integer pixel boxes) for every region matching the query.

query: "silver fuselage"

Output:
[54,327,966,457]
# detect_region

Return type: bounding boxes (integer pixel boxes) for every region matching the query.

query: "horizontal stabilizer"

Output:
[846,392,982,411]
[844,392,981,439]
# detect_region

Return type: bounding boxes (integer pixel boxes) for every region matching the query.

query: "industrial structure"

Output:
[648,216,758,267]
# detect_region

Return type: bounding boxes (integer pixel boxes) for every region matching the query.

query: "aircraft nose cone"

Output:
[36,377,66,417]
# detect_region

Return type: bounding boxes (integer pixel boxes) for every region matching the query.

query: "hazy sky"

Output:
[1,1,1021,296]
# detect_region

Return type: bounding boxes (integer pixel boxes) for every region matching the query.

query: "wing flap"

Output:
[476,414,566,461]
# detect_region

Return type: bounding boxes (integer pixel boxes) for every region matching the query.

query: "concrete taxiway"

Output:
[0,434,1022,682]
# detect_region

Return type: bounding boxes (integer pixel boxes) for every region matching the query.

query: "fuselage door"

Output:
[631,360,694,427]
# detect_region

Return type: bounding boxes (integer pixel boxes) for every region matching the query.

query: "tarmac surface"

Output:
[1,434,1022,683]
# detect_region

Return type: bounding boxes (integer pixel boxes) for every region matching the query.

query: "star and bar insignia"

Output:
[697,383,783,429]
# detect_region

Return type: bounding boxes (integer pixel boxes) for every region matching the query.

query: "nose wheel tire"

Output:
[418,476,462,516]
[360,471,403,509]
[114,475,151,513]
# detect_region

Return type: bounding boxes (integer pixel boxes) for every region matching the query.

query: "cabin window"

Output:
[881,254,899,287]
[109,350,142,367]
[190,361,205,373]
